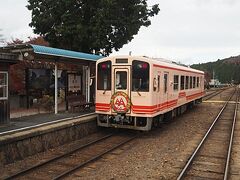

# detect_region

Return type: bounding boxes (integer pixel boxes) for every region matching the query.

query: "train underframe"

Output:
[97,98,202,131]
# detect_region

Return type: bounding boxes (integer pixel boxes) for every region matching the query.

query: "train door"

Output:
[157,71,161,107]
[112,67,130,113]
[153,70,161,109]
[163,72,169,107]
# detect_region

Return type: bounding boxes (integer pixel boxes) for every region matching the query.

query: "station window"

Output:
[132,60,149,92]
[185,76,189,89]
[180,76,185,90]
[0,72,8,100]
[193,77,196,88]
[173,75,179,91]
[197,77,200,87]
[190,76,193,89]
[97,61,112,90]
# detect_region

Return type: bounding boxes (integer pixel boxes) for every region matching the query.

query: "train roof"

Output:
[147,56,204,75]
[99,55,204,75]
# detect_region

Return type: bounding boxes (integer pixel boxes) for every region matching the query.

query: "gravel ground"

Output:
[69,103,224,180]
[1,88,238,180]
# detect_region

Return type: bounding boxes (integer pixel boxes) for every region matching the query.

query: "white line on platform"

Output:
[0,112,96,136]
[203,100,239,104]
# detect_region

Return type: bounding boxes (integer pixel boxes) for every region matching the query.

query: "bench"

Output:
[66,95,93,112]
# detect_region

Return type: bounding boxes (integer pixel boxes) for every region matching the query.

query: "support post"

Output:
[86,66,90,102]
[55,62,58,114]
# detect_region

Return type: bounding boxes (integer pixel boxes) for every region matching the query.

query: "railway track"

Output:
[203,88,227,101]
[177,88,239,179]
[4,131,138,180]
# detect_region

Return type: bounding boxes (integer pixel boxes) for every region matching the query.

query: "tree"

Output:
[191,56,240,84]
[7,38,24,45]
[7,36,49,46]
[0,29,4,46]
[27,36,49,46]
[27,0,159,55]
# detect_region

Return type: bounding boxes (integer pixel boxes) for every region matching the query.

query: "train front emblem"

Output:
[110,91,131,113]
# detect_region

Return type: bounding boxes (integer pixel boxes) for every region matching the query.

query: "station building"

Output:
[0,44,102,124]
[0,53,19,123]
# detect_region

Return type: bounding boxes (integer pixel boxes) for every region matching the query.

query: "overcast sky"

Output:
[0,0,240,64]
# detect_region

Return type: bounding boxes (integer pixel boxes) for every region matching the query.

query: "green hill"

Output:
[191,56,240,84]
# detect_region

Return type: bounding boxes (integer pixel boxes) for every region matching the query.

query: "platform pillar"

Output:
[54,62,58,114]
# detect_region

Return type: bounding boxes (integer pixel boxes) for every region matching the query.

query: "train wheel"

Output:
[152,117,159,128]
[163,111,173,123]
[152,115,163,128]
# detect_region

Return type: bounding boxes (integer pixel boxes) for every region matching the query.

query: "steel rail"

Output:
[224,89,239,180]
[177,89,236,180]
[3,133,114,180]
[53,134,138,180]
[203,88,226,100]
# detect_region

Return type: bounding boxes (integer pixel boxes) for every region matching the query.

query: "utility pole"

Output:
[213,70,215,88]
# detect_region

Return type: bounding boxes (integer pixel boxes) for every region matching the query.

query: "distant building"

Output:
[209,79,221,87]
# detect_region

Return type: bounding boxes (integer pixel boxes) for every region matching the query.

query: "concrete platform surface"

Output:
[0,110,95,134]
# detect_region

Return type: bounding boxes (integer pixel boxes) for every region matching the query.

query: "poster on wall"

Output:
[68,74,81,93]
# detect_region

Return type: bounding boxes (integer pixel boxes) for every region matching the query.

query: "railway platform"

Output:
[0,111,97,166]
[0,110,95,133]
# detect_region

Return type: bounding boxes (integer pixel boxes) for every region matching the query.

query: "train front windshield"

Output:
[132,60,149,92]
[97,61,112,90]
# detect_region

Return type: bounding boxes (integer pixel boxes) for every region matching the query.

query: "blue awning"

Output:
[30,44,102,61]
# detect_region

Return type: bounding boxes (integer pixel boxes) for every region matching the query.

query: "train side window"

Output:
[185,76,189,89]
[132,60,149,92]
[190,76,193,89]
[193,77,196,88]
[97,61,111,90]
[180,76,185,90]
[173,75,179,91]
[153,76,158,92]
[164,73,168,93]
[197,77,199,87]
[157,75,160,92]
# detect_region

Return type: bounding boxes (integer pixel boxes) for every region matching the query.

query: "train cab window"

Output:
[157,75,160,92]
[190,76,193,89]
[0,72,8,100]
[173,75,179,91]
[97,61,111,90]
[132,60,149,92]
[197,77,200,87]
[193,77,196,88]
[185,76,189,89]
[180,76,185,90]
[116,71,127,90]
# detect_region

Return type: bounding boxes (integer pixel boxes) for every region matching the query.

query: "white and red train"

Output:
[95,56,204,131]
